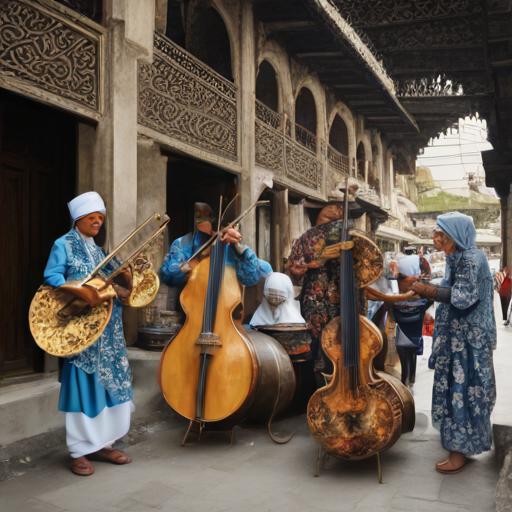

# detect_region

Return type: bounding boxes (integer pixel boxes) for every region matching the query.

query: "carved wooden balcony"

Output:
[327,144,349,176]
[255,103,322,194]
[138,33,238,162]
[255,99,282,131]
[294,123,317,154]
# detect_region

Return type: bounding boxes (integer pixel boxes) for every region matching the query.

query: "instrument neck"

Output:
[201,239,227,333]
[339,187,360,390]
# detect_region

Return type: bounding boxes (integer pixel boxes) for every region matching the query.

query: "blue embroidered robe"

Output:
[159,231,272,287]
[44,229,132,417]
[431,247,496,455]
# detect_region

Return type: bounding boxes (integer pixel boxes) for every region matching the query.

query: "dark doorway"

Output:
[256,60,279,112]
[166,156,238,247]
[186,6,233,82]
[357,141,366,181]
[0,90,77,379]
[329,114,349,157]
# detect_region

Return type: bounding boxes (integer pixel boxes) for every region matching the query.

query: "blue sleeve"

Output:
[159,237,193,287]
[232,246,273,287]
[451,257,479,310]
[43,240,67,287]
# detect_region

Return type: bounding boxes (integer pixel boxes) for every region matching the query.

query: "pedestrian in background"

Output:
[412,212,496,474]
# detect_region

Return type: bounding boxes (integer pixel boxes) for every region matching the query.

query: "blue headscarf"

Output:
[436,212,477,251]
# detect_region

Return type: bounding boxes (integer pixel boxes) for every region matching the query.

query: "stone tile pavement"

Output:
[1,301,510,512]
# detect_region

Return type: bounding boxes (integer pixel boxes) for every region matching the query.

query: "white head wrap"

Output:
[68,192,106,222]
[250,272,306,326]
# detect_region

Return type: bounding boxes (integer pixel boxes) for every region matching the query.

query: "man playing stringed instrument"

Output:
[44,192,134,476]
[160,202,272,288]
[286,188,360,385]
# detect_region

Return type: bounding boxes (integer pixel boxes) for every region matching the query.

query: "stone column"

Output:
[93,0,155,248]
[239,0,257,251]
[271,189,290,272]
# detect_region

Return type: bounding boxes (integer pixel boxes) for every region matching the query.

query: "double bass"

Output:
[158,199,295,443]
[307,183,415,463]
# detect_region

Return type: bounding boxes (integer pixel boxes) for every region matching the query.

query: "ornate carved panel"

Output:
[365,16,484,52]
[255,119,321,192]
[255,120,284,173]
[255,99,281,130]
[396,73,489,97]
[138,33,237,160]
[388,49,486,73]
[333,0,482,27]
[285,141,321,191]
[0,0,101,114]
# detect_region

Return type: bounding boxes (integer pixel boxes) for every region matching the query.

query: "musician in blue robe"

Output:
[160,202,272,287]
[44,192,133,476]
[412,212,496,474]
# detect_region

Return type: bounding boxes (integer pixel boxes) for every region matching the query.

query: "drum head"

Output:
[29,286,113,357]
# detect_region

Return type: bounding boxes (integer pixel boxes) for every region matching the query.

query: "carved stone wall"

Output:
[0,0,102,117]
[255,119,321,192]
[138,33,237,161]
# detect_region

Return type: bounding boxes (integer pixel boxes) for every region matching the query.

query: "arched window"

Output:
[186,7,233,81]
[256,61,279,112]
[329,114,349,156]
[357,142,366,181]
[295,87,317,152]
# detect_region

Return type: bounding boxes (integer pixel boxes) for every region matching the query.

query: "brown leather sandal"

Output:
[97,448,132,464]
[70,456,94,476]
[435,458,469,474]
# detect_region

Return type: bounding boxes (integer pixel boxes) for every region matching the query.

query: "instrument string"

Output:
[339,182,360,390]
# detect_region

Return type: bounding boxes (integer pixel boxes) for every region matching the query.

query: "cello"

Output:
[307,182,415,467]
[158,198,295,443]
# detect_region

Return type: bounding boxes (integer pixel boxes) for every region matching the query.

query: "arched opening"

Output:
[256,60,279,112]
[357,142,366,181]
[329,114,349,156]
[186,7,233,82]
[295,87,317,152]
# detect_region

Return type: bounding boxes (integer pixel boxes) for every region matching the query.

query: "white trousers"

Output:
[66,401,135,458]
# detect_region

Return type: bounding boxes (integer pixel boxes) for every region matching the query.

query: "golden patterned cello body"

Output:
[307,314,414,459]
[306,188,414,461]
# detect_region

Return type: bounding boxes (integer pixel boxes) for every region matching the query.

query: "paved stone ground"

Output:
[1,299,510,512]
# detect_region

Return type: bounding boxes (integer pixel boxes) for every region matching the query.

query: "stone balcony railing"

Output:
[138,33,238,162]
[255,100,322,193]
[327,144,350,176]
[294,123,317,154]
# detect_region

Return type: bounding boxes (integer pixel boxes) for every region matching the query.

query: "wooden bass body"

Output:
[307,315,415,460]
[306,187,415,462]
[159,256,295,438]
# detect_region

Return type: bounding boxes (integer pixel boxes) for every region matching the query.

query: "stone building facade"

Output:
[0,0,427,386]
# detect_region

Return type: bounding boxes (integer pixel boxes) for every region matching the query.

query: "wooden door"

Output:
[0,92,77,378]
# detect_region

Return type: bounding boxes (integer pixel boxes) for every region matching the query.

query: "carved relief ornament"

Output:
[255,119,321,192]
[138,33,237,161]
[0,0,103,119]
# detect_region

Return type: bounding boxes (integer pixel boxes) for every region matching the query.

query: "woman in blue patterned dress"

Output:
[412,212,496,474]
[44,192,134,476]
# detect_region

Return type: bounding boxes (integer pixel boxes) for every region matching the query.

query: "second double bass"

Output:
[307,184,415,461]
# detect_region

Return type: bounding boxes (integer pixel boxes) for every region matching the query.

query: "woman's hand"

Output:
[411,281,437,300]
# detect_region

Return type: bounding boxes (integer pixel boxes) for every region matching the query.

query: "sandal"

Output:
[70,456,94,476]
[96,448,132,464]
[435,457,469,474]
